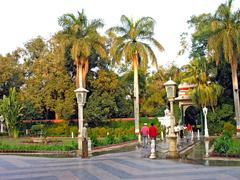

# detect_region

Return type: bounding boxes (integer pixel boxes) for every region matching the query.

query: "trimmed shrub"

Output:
[46,122,70,136]
[214,131,233,154]
[223,122,236,137]
[31,124,45,137]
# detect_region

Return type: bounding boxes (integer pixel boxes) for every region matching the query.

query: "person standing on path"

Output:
[140,123,149,148]
[149,123,157,148]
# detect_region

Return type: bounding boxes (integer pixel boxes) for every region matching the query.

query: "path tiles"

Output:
[0,151,240,180]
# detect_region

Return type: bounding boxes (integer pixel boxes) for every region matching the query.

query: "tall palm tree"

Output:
[108,15,164,134]
[58,10,107,88]
[207,0,240,134]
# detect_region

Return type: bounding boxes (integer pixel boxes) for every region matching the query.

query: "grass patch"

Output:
[0,137,77,151]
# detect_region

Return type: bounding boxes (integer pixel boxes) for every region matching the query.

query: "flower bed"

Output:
[0,149,76,157]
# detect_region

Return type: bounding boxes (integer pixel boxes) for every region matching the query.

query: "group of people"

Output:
[140,122,194,148]
[140,122,157,148]
[174,123,194,140]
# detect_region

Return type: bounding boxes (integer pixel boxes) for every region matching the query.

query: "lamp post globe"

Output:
[74,87,89,154]
[74,87,88,105]
[164,79,179,159]
[164,79,177,101]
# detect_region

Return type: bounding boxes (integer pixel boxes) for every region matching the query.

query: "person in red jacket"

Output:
[149,123,157,148]
[149,122,157,139]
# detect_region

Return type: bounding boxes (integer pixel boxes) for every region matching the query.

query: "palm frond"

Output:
[148,37,165,52]
[120,15,132,31]
[107,26,127,35]
[142,43,158,68]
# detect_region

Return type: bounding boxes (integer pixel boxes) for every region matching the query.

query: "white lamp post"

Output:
[164,79,179,159]
[74,87,88,154]
[203,106,209,138]
[0,115,4,133]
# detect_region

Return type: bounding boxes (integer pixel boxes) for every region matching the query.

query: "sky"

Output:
[0,0,239,67]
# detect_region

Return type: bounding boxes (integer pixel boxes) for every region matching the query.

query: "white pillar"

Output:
[161,131,164,140]
[149,139,156,159]
[0,116,4,133]
[203,107,209,138]
[78,103,84,152]
[197,129,200,141]
[170,100,175,135]
[88,138,92,156]
[0,122,3,133]
[138,133,141,143]
[191,131,194,141]
[167,99,179,159]
[205,140,209,157]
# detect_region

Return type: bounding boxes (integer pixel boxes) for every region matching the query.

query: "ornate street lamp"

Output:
[164,79,179,159]
[203,106,209,138]
[74,87,89,154]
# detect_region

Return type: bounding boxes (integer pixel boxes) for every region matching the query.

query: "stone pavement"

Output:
[0,148,240,180]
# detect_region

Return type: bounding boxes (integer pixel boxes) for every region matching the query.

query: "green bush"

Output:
[69,126,78,137]
[87,126,137,147]
[0,132,8,137]
[223,122,236,137]
[208,104,234,135]
[214,131,233,154]
[31,124,45,136]
[0,141,77,151]
[90,134,98,147]
[228,139,240,154]
[46,122,70,136]
[109,120,134,128]
[105,134,115,144]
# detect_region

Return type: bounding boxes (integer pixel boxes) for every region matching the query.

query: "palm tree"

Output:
[182,58,223,109]
[58,10,107,88]
[207,0,240,134]
[108,15,164,134]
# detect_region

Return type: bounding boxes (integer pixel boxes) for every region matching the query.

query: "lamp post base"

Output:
[138,133,141,144]
[167,135,179,159]
[205,130,209,139]
[149,139,156,159]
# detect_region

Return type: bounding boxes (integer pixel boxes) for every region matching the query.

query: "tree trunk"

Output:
[133,54,139,134]
[78,58,84,88]
[82,58,89,88]
[231,59,240,136]
[75,59,79,88]
[55,112,60,120]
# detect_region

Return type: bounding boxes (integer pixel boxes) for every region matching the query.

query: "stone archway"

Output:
[174,83,204,133]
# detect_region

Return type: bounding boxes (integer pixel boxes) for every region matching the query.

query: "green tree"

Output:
[0,88,22,138]
[85,70,132,127]
[0,54,23,98]
[187,13,212,58]
[141,67,166,116]
[182,58,223,109]
[20,37,75,120]
[108,15,164,133]
[58,10,107,88]
[23,36,47,61]
[207,0,240,132]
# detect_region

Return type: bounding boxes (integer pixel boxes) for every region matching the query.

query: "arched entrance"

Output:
[184,106,202,132]
[174,83,204,134]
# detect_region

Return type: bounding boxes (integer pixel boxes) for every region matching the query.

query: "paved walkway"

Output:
[0,147,240,180]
